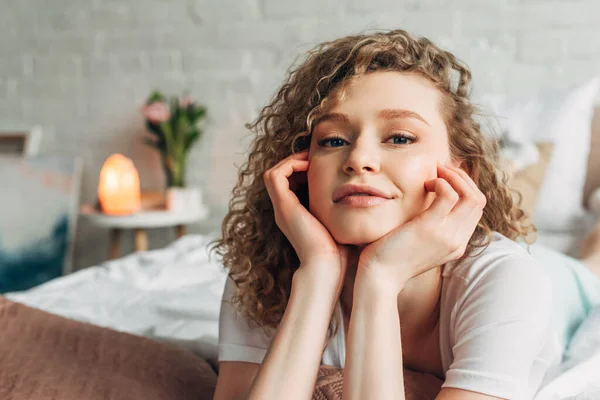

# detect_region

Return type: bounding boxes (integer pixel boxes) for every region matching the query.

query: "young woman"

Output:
[210,29,600,399]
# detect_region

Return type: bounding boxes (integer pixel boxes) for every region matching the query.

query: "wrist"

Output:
[354,266,406,298]
[290,272,340,316]
[352,273,399,316]
[293,261,340,296]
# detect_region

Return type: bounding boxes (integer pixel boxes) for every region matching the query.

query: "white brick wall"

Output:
[2,0,599,269]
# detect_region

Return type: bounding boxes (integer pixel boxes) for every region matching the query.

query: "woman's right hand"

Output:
[263,150,350,294]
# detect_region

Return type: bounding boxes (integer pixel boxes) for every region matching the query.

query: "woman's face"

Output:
[307,71,455,246]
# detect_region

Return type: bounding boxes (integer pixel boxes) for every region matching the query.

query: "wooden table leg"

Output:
[176,224,186,238]
[110,228,121,259]
[134,229,148,252]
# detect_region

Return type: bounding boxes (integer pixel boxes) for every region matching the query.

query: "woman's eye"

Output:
[318,137,348,147]
[318,134,416,147]
[388,134,415,145]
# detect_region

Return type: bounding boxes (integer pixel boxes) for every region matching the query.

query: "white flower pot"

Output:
[166,187,203,213]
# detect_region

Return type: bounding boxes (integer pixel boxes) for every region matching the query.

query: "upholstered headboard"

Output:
[583,108,600,208]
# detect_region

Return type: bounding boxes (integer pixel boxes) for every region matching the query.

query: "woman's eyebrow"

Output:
[313,109,431,128]
[313,112,351,127]
[378,108,431,127]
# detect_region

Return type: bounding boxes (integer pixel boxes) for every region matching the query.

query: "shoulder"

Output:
[218,276,275,364]
[443,231,552,297]
[439,233,556,398]
[441,231,553,336]
[219,275,275,336]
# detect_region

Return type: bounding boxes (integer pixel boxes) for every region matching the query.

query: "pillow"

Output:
[583,107,600,208]
[477,77,600,231]
[505,143,554,218]
[0,297,217,400]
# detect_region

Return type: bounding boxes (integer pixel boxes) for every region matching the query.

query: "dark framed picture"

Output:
[0,125,42,156]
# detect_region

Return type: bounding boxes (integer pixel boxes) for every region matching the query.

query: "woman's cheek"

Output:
[396,155,433,187]
[396,155,437,210]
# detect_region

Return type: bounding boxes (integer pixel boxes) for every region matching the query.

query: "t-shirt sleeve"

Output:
[442,256,554,399]
[218,275,273,364]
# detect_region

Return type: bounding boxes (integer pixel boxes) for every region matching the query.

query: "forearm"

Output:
[343,273,405,400]
[247,266,338,400]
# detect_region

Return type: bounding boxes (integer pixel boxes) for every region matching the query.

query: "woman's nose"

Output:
[343,140,380,175]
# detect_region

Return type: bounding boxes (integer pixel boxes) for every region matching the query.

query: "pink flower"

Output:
[142,102,171,123]
[180,96,194,107]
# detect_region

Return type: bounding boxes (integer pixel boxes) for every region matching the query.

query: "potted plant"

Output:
[141,90,207,212]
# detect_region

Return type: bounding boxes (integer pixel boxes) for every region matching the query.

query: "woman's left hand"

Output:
[356,164,487,295]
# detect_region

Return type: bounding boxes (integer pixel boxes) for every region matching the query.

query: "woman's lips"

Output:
[335,194,390,207]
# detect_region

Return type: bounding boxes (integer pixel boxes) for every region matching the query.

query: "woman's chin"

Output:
[330,227,390,246]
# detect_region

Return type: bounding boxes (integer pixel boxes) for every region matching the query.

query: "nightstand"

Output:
[80,202,209,259]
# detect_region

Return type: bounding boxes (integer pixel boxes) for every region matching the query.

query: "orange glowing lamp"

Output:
[97,154,141,215]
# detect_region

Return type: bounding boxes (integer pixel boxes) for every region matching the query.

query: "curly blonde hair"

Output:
[209,29,535,341]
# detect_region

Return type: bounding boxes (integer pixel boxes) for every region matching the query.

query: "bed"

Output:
[3,230,600,399]
[2,80,600,399]
[1,233,448,399]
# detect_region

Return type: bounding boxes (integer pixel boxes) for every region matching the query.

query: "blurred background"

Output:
[1,0,599,274]
[2,3,600,396]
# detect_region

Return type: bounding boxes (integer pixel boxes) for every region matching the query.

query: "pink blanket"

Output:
[0,297,217,399]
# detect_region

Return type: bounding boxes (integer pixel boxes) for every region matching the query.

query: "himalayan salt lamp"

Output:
[98,154,141,215]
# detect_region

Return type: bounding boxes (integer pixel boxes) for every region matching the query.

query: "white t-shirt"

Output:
[218,232,561,399]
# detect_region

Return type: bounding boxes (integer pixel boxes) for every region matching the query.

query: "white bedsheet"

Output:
[535,307,600,399]
[5,232,600,399]
[5,233,228,368]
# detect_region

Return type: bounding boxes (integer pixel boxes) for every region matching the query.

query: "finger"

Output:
[291,150,309,159]
[449,203,484,234]
[446,208,484,260]
[264,159,309,210]
[447,165,484,200]
[437,164,474,201]
[270,150,309,170]
[292,150,309,158]
[443,165,487,210]
[265,157,309,195]
[264,151,309,192]
[437,165,480,218]
[447,165,487,209]
[422,178,459,221]
[443,194,485,246]
[447,165,477,190]
[287,151,309,191]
